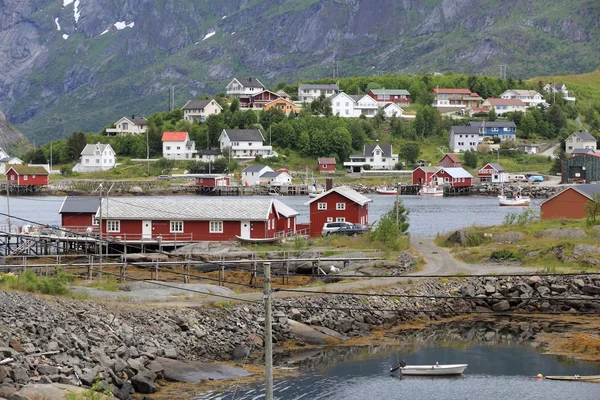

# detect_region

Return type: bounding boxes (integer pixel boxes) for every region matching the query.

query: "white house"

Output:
[298,84,339,103]
[344,144,399,172]
[0,156,24,175]
[260,171,292,186]
[73,143,116,172]
[242,165,273,186]
[449,126,480,152]
[543,83,576,103]
[353,94,379,117]
[105,116,147,136]
[161,131,196,160]
[482,98,527,115]
[218,129,276,159]
[330,92,358,118]
[500,90,545,107]
[330,93,392,118]
[382,103,404,118]
[565,131,598,154]
[182,99,223,122]
[478,163,507,183]
[196,149,222,162]
[226,78,265,98]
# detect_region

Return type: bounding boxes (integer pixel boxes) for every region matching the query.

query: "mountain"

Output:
[1,0,599,144]
[0,111,31,154]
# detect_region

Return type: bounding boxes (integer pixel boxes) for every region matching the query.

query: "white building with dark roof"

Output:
[298,84,339,103]
[566,131,597,154]
[74,143,116,172]
[218,129,276,159]
[343,144,399,172]
[106,116,147,136]
[182,99,223,122]
[449,126,480,152]
[242,165,273,186]
[500,89,546,107]
[226,78,265,99]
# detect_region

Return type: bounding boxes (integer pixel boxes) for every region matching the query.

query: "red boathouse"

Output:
[430,168,473,188]
[194,174,231,187]
[412,166,438,185]
[318,158,336,173]
[59,196,101,231]
[5,165,49,186]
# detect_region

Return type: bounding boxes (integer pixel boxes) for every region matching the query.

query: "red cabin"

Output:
[59,196,101,232]
[195,174,231,187]
[305,186,372,237]
[430,167,472,188]
[318,158,336,173]
[95,197,299,242]
[5,165,49,186]
[541,184,600,220]
[438,154,462,168]
[412,166,438,185]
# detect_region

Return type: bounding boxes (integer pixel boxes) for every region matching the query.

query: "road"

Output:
[540,143,560,158]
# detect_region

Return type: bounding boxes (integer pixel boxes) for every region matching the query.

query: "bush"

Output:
[503,209,539,226]
[370,199,409,251]
[1,268,74,295]
[362,164,372,170]
[60,165,73,176]
[490,250,522,261]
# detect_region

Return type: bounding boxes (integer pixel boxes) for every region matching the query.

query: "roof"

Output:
[571,148,596,155]
[260,171,286,178]
[80,143,111,156]
[183,99,213,110]
[485,98,526,106]
[466,121,517,128]
[275,90,290,97]
[6,165,48,175]
[197,149,221,156]
[0,157,23,163]
[571,131,597,141]
[364,144,393,158]
[162,132,189,141]
[540,184,600,207]
[450,126,480,135]
[369,89,410,96]
[234,78,264,89]
[441,154,461,163]
[318,157,336,164]
[273,199,299,218]
[435,167,473,179]
[223,129,264,142]
[59,196,101,214]
[414,166,438,173]
[481,163,505,172]
[97,197,297,221]
[243,165,270,173]
[119,116,147,125]
[433,88,474,95]
[305,186,373,206]
[503,89,541,97]
[298,84,339,91]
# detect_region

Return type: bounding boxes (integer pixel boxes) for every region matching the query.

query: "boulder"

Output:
[131,372,156,394]
[156,357,251,382]
[9,383,112,400]
[492,300,510,312]
[491,232,525,243]
[582,285,600,295]
[231,345,250,360]
[287,320,329,345]
[539,228,587,239]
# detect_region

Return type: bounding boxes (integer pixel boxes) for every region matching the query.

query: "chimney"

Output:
[132,115,135,119]
[325,178,333,191]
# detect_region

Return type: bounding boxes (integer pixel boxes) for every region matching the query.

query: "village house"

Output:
[105,116,147,136]
[161,132,196,160]
[218,129,276,159]
[240,90,281,109]
[543,83,576,103]
[194,174,231,187]
[95,197,299,241]
[500,90,546,108]
[541,184,600,220]
[5,165,49,187]
[381,103,404,118]
[260,171,292,186]
[482,98,527,115]
[478,163,507,183]
[196,149,222,162]
[565,131,597,154]
[59,196,101,231]
[0,148,24,174]
[318,157,336,173]
[344,144,399,172]
[225,77,265,99]
[515,143,543,155]
[275,90,291,100]
[263,97,300,115]
[449,126,480,152]
[305,186,373,237]
[439,154,462,168]
[561,153,600,184]
[74,143,116,173]
[182,99,223,122]
[430,167,473,188]
[367,89,410,105]
[412,166,438,185]
[432,88,483,109]
[298,84,339,103]
[242,165,273,186]
[466,121,517,142]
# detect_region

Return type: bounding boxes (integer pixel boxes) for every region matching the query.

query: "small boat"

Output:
[498,187,530,206]
[419,184,444,197]
[376,186,397,195]
[268,191,281,196]
[545,375,600,382]
[391,362,467,376]
[235,235,281,244]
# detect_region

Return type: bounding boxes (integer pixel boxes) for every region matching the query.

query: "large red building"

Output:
[412,166,438,185]
[540,184,600,220]
[439,154,462,168]
[5,165,49,186]
[305,186,372,237]
[59,196,101,231]
[318,158,336,173]
[430,167,473,188]
[95,197,298,242]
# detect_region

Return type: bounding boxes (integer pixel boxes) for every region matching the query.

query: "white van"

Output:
[507,174,527,183]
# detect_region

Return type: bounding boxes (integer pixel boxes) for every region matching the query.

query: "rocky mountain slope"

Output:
[0,111,30,154]
[1,0,599,143]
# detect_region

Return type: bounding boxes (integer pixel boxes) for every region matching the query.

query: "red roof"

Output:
[441,154,461,163]
[318,158,336,164]
[486,98,525,106]
[433,88,474,95]
[162,131,189,141]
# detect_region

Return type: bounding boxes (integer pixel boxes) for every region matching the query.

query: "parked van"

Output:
[507,174,527,183]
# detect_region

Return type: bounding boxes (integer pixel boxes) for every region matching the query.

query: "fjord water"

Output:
[0,194,540,236]
[195,344,600,400]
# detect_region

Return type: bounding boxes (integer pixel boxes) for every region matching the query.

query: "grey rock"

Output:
[163,348,177,359]
[582,285,600,295]
[79,366,100,387]
[10,368,29,384]
[46,342,59,352]
[231,345,250,360]
[116,381,134,400]
[484,285,496,295]
[131,373,156,394]
[157,357,251,382]
[550,284,568,293]
[492,300,510,312]
[36,365,59,376]
[528,276,542,285]
[537,286,551,296]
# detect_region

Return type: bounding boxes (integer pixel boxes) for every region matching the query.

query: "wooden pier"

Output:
[196,184,311,196]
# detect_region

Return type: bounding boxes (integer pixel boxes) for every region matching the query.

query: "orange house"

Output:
[263,98,300,115]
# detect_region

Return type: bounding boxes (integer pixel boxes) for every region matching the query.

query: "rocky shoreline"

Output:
[1,274,599,399]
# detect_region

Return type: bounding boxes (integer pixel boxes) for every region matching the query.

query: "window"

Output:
[166,146,171,150]
[318,203,327,210]
[177,146,181,150]
[336,217,346,222]
[336,203,346,210]
[107,220,120,232]
[170,221,184,233]
[92,218,99,226]
[210,221,223,233]
[96,159,100,164]
[23,175,28,181]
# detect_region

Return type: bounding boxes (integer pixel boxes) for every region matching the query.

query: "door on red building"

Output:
[240,221,251,239]
[142,220,152,239]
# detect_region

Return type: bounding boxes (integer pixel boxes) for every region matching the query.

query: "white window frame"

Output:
[92,217,99,226]
[23,175,28,181]
[170,221,184,233]
[107,220,120,232]
[210,221,223,233]
[327,217,333,222]
[336,217,346,222]
[318,203,327,210]
[336,203,346,210]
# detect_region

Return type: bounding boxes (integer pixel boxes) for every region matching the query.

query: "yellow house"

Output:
[263,98,300,114]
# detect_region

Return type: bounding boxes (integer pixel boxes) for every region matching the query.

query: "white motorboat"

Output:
[376,186,397,195]
[498,187,530,206]
[391,363,468,376]
[419,184,444,197]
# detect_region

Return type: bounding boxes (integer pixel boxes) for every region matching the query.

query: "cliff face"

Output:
[0,111,30,154]
[0,0,599,142]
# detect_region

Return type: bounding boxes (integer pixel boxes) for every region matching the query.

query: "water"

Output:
[0,194,540,236]
[195,344,600,400]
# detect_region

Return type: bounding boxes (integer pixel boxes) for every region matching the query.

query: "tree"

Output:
[519,114,537,138]
[399,142,421,166]
[229,98,240,113]
[66,132,88,161]
[585,193,600,226]
[463,149,478,169]
[26,148,47,164]
[370,199,409,250]
[487,108,497,122]
[413,106,441,137]
[547,104,567,134]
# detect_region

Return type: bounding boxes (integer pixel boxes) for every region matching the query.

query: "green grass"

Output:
[0,269,75,295]
[76,277,120,292]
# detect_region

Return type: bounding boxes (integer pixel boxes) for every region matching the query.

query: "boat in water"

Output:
[419,184,444,197]
[375,185,397,195]
[391,362,467,376]
[498,187,530,206]
[545,375,600,382]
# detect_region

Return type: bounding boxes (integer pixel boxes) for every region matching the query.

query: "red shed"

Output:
[195,174,231,187]
[412,166,438,185]
[305,186,372,237]
[439,154,462,168]
[59,196,101,232]
[540,184,600,220]
[318,157,336,173]
[431,167,472,187]
[96,197,299,242]
[5,165,49,186]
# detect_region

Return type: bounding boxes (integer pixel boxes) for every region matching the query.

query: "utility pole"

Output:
[146,131,150,175]
[99,185,103,279]
[6,182,11,234]
[395,185,399,225]
[263,262,273,400]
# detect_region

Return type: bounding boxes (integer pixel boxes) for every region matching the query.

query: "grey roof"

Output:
[364,144,393,158]
[573,184,600,199]
[298,84,339,91]
[318,157,336,164]
[369,89,410,96]
[466,121,516,128]
[224,129,265,142]
[235,78,264,88]
[260,171,282,178]
[81,143,111,156]
[119,116,147,125]
[348,95,363,102]
[572,131,597,141]
[273,200,299,217]
[484,163,505,172]
[436,167,473,179]
[571,148,596,155]
[451,126,481,135]
[183,99,212,110]
[59,196,101,214]
[305,186,373,206]
[243,165,269,173]
[97,197,297,221]
[198,149,221,156]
